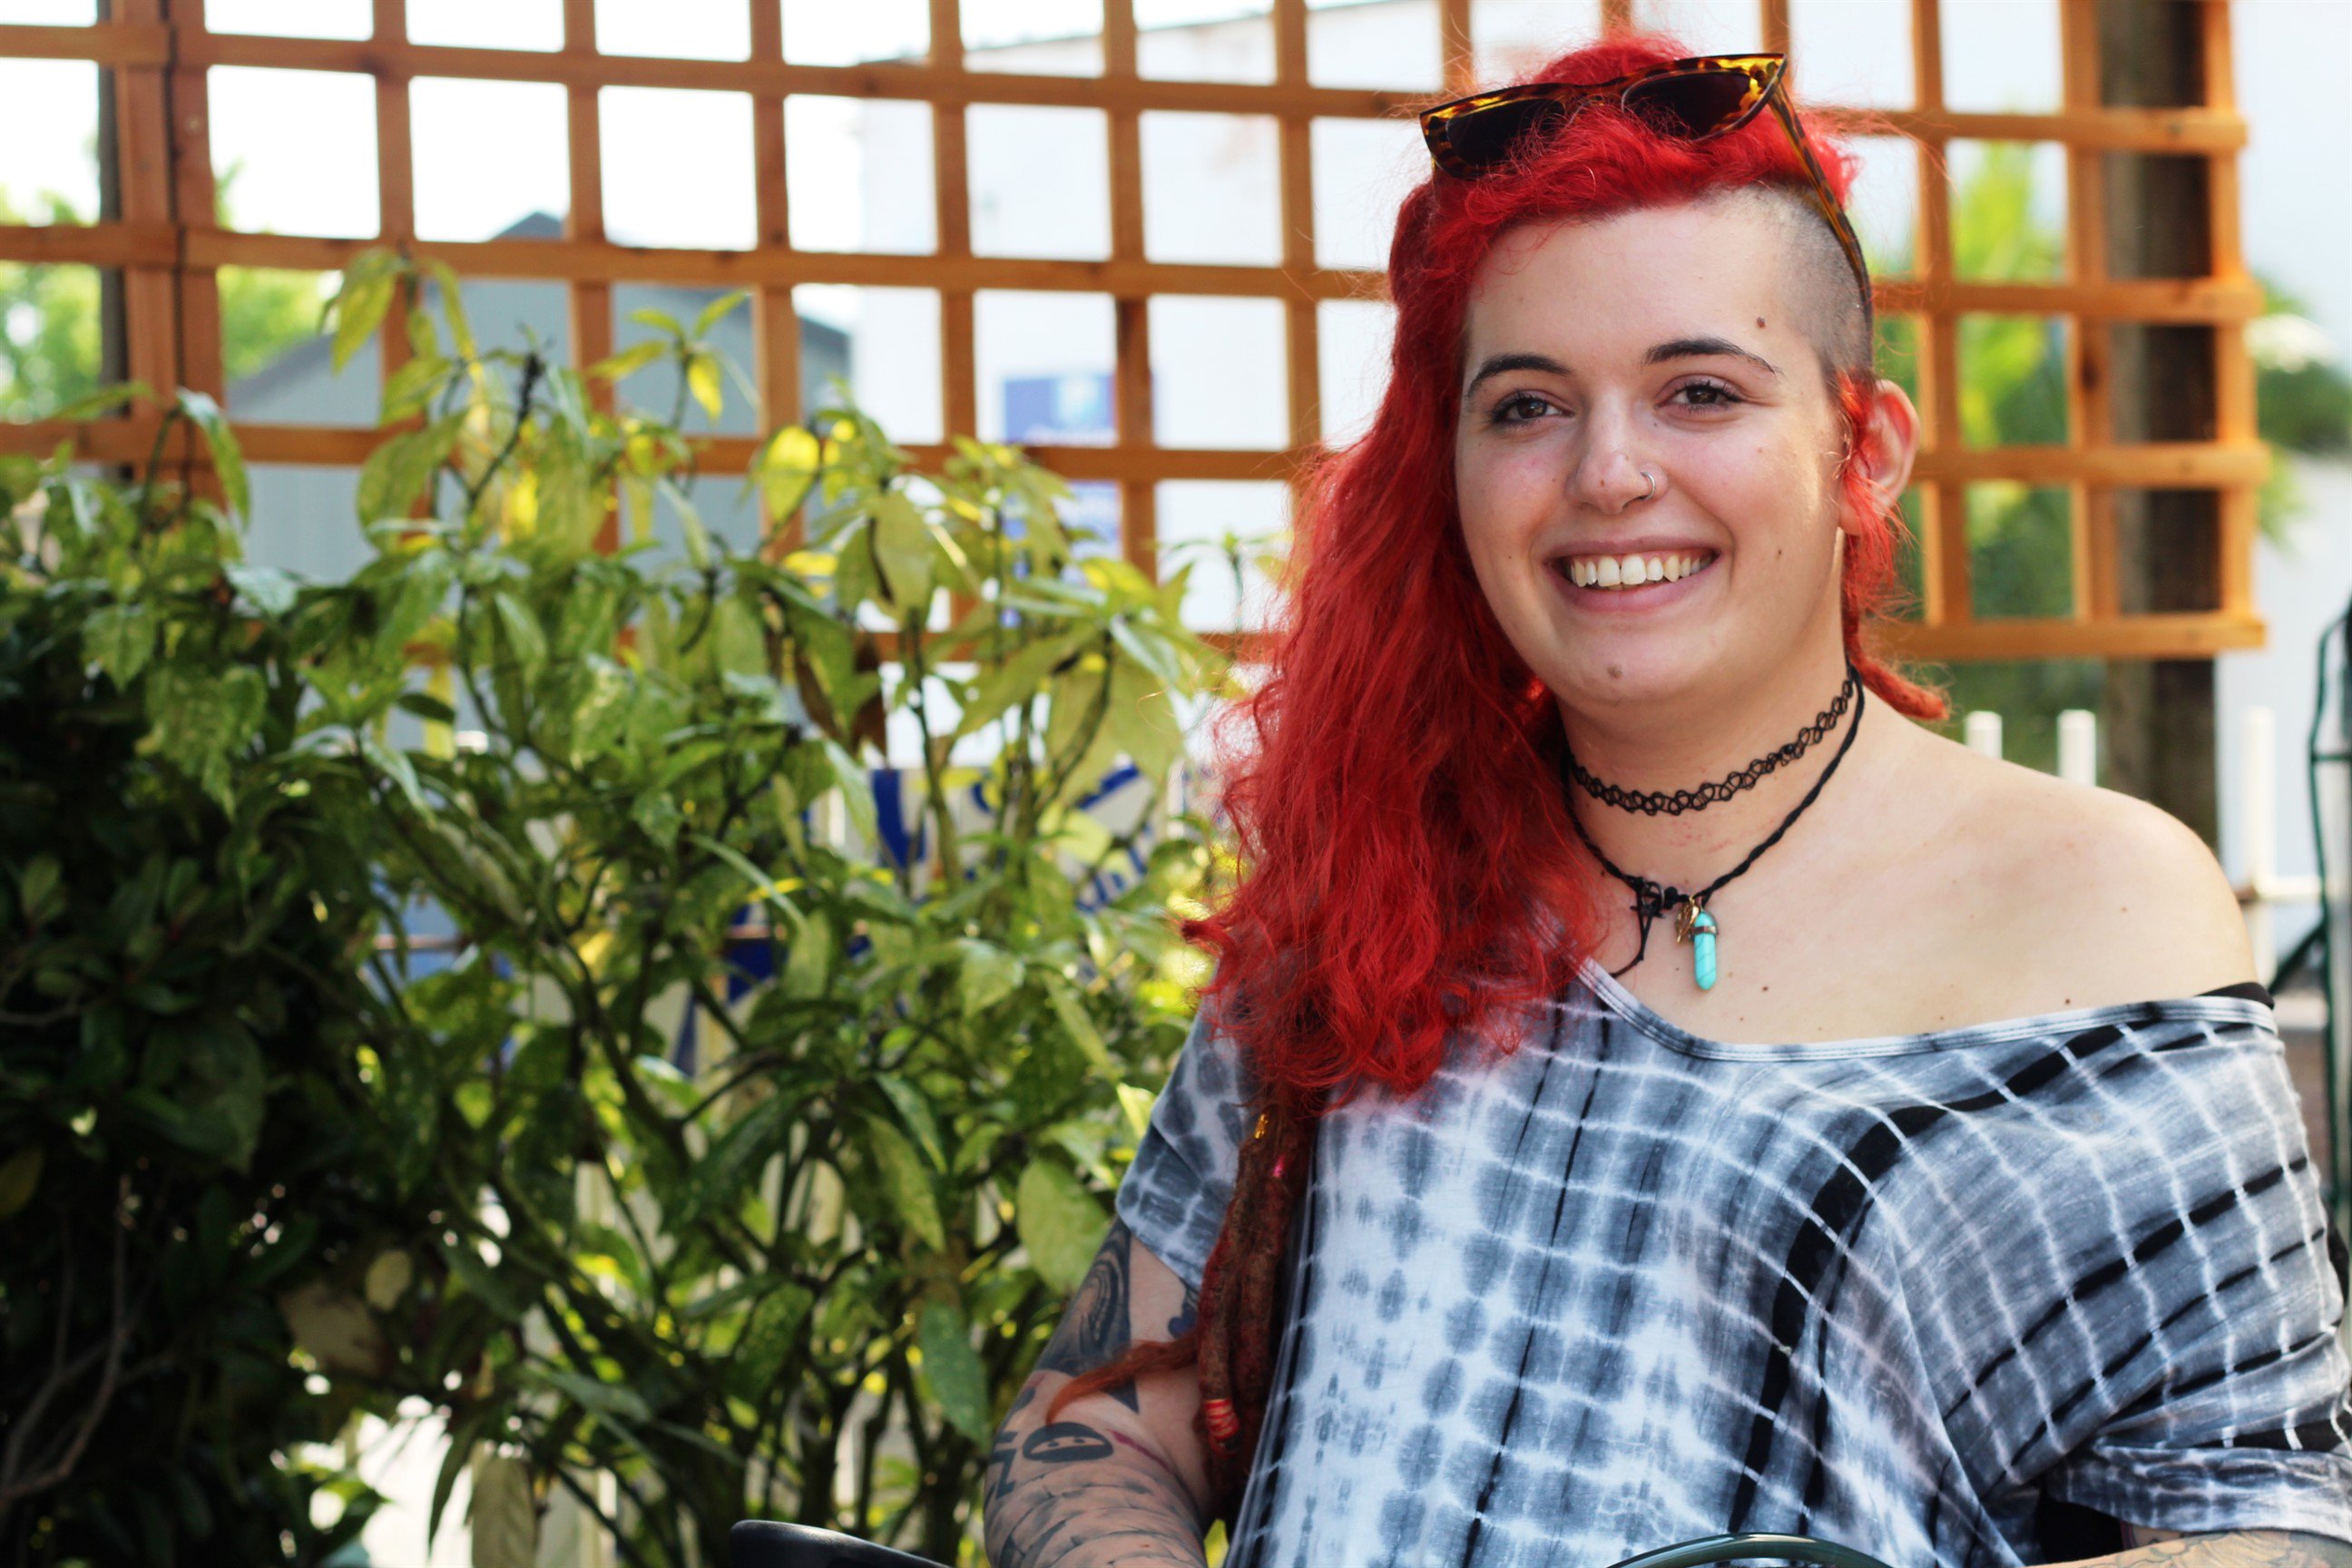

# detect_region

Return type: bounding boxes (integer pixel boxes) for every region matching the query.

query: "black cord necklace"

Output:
[1568,664,1858,816]
[1561,667,1867,991]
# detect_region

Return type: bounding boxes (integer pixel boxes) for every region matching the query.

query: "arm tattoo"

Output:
[1168,1279,1198,1338]
[984,1416,1207,1568]
[2103,1532,2352,1568]
[1034,1218,1141,1410]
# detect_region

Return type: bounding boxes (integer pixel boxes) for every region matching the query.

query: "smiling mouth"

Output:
[1550,548,1719,591]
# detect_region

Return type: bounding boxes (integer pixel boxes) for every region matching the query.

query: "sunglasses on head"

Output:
[1418,54,1872,317]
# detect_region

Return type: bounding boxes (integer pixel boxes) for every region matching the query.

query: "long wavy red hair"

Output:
[1048,30,1946,1508]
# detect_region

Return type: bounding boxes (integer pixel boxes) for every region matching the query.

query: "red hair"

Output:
[1189,32,1943,1105]
[1044,31,1946,1502]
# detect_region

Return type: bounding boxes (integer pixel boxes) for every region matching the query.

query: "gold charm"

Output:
[1673,897,1708,943]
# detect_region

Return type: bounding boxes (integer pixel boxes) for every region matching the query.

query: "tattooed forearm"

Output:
[983,1415,1208,1568]
[1035,1218,1142,1409]
[1168,1278,1199,1338]
[2087,1531,2352,1568]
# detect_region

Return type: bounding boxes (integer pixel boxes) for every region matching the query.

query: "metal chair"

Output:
[729,1521,948,1568]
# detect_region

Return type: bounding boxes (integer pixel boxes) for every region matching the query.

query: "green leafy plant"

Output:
[2,247,1238,1567]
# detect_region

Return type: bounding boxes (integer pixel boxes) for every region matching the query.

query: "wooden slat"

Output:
[1759,0,1790,56]
[0,27,2252,152]
[372,0,416,423]
[0,227,2280,324]
[2200,1,2257,620]
[929,0,975,444]
[0,22,168,64]
[1438,0,1472,95]
[747,0,801,553]
[1874,611,2264,662]
[1915,442,2266,486]
[1910,0,1967,624]
[1102,0,1156,577]
[1271,0,1318,540]
[109,0,177,401]
[2057,0,2105,622]
[168,12,222,407]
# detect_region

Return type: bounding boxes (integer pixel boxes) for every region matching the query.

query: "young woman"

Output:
[983,33,2352,1568]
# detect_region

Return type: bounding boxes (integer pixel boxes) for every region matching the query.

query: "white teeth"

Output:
[1561,549,1712,590]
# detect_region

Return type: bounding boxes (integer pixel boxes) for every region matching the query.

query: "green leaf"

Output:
[754,426,822,519]
[84,602,154,687]
[917,1300,994,1444]
[328,258,399,371]
[686,353,723,422]
[439,1235,533,1322]
[468,1452,536,1568]
[821,739,878,845]
[491,591,545,674]
[626,307,686,338]
[380,352,454,423]
[358,732,427,812]
[692,288,750,338]
[951,626,1093,741]
[418,257,478,360]
[527,1366,652,1424]
[874,1072,946,1169]
[357,411,465,522]
[48,381,151,422]
[276,1280,389,1376]
[1115,1083,1156,1142]
[588,339,666,383]
[0,1146,43,1220]
[868,491,932,610]
[1036,970,1111,1073]
[1015,1160,1104,1293]
[783,912,830,999]
[678,1093,789,1227]
[175,388,250,520]
[955,937,1024,1018]
[861,1117,945,1251]
[662,476,711,570]
[226,563,299,617]
[15,855,62,928]
[426,1412,485,1550]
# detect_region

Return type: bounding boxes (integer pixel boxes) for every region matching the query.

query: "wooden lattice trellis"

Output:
[0,0,2264,661]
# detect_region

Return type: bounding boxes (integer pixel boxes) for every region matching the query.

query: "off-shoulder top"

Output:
[1113,965,2352,1568]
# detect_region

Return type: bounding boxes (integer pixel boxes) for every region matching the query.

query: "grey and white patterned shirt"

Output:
[1114,962,2352,1568]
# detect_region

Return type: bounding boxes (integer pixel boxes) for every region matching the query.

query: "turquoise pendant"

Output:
[1677,902,1719,991]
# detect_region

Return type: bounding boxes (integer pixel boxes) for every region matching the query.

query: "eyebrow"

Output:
[1645,336,1781,377]
[1462,337,1782,398]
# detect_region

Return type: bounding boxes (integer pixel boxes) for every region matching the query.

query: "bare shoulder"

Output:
[1894,723,2256,1011]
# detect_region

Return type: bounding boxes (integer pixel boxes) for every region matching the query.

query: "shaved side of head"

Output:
[1714,184,1875,386]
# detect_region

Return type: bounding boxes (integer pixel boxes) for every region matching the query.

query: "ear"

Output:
[1839,376,1921,525]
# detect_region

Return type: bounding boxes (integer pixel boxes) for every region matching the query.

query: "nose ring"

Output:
[1635,469,1658,504]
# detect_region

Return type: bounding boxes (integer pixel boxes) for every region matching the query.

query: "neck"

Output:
[1558,642,1866,902]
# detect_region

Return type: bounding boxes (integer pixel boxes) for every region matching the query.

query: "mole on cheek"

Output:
[1756,317,1767,329]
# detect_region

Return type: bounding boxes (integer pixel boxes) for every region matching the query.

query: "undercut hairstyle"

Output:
[1048,32,1948,1521]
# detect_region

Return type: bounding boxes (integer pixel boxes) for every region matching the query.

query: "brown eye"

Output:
[1490,391,1558,426]
[1674,380,1741,408]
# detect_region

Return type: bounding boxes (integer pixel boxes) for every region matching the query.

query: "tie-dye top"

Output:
[1113,963,2352,1568]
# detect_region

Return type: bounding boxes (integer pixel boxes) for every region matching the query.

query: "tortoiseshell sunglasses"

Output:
[1418,54,1872,316]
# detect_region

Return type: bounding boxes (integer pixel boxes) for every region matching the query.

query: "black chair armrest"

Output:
[729,1521,950,1568]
